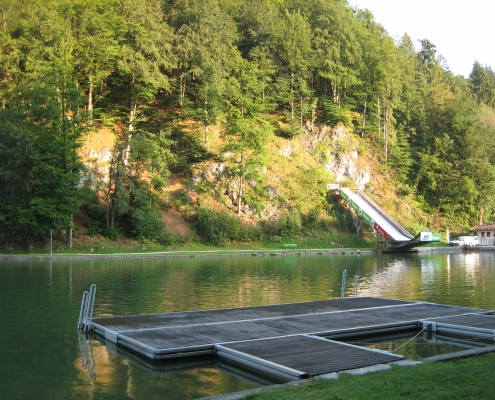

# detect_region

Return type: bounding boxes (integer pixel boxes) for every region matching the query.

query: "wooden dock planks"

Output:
[92,297,492,360]
[92,297,411,333]
[216,335,404,380]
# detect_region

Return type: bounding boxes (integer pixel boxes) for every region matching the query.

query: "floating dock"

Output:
[421,314,495,340]
[216,335,404,380]
[88,297,493,379]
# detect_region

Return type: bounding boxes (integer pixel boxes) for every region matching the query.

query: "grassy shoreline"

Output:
[237,350,495,400]
[0,242,467,260]
[0,246,376,260]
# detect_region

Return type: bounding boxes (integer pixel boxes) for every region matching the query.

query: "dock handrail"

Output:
[77,291,89,330]
[78,284,96,332]
[341,270,347,299]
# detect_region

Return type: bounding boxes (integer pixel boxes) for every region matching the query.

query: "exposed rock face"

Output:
[191,123,370,218]
[325,152,370,189]
[265,186,279,199]
[297,123,371,190]
[205,163,226,180]
[323,126,371,190]
[192,162,225,184]
[279,145,297,157]
[300,122,334,153]
[261,202,282,219]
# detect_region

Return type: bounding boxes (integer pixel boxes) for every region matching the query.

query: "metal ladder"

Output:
[78,284,96,333]
[340,270,359,299]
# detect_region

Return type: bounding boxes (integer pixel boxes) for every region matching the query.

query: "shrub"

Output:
[302,207,321,228]
[86,221,103,236]
[158,232,187,246]
[171,189,191,208]
[84,203,107,222]
[194,209,236,245]
[259,219,281,241]
[279,211,302,237]
[104,226,122,241]
[237,223,263,242]
[323,101,353,127]
[130,208,165,241]
[193,209,263,245]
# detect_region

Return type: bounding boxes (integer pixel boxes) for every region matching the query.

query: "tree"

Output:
[0,1,19,109]
[104,0,175,229]
[0,50,84,242]
[271,8,313,137]
[312,1,361,104]
[115,0,174,163]
[69,0,121,158]
[0,1,86,245]
[223,59,270,215]
[169,0,238,148]
[469,61,495,107]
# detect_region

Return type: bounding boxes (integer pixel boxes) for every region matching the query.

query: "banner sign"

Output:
[432,233,442,242]
[420,231,432,241]
[373,222,388,239]
[362,212,373,226]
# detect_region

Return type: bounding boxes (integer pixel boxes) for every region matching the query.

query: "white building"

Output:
[470,223,495,246]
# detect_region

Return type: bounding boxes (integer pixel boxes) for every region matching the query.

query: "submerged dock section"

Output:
[421,314,495,340]
[216,335,404,380]
[86,297,493,379]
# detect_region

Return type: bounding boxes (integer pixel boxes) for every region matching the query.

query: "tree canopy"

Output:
[1,0,495,245]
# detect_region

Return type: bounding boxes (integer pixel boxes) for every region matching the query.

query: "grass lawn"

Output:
[243,352,495,400]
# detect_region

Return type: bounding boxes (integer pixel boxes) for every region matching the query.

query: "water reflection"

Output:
[2,252,495,399]
[78,333,96,381]
[95,338,279,387]
[346,329,492,361]
[74,335,259,399]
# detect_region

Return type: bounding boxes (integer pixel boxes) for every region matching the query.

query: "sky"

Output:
[351,0,495,78]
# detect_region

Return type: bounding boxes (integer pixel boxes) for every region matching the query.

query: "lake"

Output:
[1,251,495,399]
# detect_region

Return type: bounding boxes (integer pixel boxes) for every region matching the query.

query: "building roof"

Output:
[471,223,495,231]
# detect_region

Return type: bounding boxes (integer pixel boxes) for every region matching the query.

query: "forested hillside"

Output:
[2,0,495,249]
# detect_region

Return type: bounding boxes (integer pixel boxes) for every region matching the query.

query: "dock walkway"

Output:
[216,335,404,380]
[92,297,491,364]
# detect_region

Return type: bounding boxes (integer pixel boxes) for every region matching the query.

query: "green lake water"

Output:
[1,251,495,399]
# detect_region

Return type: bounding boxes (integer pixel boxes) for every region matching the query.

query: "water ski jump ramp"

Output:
[333,186,440,250]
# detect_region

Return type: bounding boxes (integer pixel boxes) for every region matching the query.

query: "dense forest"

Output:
[2,0,495,249]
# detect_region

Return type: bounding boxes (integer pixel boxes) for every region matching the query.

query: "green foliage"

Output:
[2,0,495,243]
[104,226,123,241]
[86,222,103,236]
[193,208,262,245]
[169,127,212,173]
[302,207,322,228]
[222,57,271,215]
[158,231,187,246]
[171,189,192,208]
[129,208,165,241]
[194,209,240,245]
[279,211,303,238]
[323,102,354,127]
[389,125,413,183]
[469,61,495,107]
[0,61,84,239]
[279,117,302,139]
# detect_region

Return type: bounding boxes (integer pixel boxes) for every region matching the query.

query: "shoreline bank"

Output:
[1,245,492,261]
